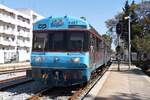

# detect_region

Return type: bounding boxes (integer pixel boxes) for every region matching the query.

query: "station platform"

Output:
[85,64,150,100]
[0,72,26,81]
[0,62,31,73]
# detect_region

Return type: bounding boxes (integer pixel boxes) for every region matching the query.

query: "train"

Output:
[27,16,111,87]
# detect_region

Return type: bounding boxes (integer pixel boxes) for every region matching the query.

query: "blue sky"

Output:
[1,0,142,35]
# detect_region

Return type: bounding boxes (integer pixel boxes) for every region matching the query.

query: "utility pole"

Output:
[128,16,131,70]
[124,16,131,70]
[117,34,121,71]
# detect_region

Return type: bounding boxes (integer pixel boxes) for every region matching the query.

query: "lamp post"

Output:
[124,16,131,70]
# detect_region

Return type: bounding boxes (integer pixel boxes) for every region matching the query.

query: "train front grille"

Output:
[32,68,84,81]
[51,69,83,81]
[63,70,83,80]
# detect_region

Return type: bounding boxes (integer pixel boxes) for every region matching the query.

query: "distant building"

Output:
[0,4,44,63]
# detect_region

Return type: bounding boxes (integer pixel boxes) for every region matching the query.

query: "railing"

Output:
[0,16,16,25]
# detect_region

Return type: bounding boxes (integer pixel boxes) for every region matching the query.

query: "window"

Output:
[52,32,64,50]
[68,32,84,51]
[32,31,89,51]
[33,33,48,50]
[12,37,15,41]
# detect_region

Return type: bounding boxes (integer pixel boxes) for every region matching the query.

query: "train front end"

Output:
[27,16,91,86]
[30,52,90,86]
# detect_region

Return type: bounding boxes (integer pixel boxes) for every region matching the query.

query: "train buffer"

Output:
[84,64,150,100]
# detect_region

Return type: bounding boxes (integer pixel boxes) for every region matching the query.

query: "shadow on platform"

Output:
[108,64,145,76]
[86,92,143,100]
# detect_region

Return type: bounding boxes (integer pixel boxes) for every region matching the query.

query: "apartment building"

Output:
[0,4,44,63]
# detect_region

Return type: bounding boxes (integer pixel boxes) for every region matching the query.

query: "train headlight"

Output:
[35,56,43,63]
[71,57,80,63]
[54,57,60,63]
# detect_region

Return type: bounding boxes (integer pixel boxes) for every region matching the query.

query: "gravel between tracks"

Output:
[0,81,48,100]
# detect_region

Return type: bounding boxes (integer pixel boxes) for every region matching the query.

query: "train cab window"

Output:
[69,33,84,51]
[32,31,88,52]
[32,33,48,50]
[52,33,64,50]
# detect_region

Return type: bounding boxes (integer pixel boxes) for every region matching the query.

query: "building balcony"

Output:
[0,40,16,47]
[0,29,15,36]
[17,40,31,48]
[18,31,31,38]
[4,30,15,35]
[17,21,31,29]
[0,15,16,25]
[0,29,3,33]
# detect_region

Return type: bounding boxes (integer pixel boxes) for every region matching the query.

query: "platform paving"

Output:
[0,62,31,73]
[0,72,26,81]
[0,62,29,81]
[85,64,150,100]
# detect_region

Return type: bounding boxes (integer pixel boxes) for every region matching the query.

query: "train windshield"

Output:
[32,31,89,51]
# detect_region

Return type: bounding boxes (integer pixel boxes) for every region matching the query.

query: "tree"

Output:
[141,13,150,35]
[102,34,113,55]
[115,45,124,55]
[105,12,123,48]
[121,0,139,46]
[105,0,150,61]
[105,13,123,34]
[132,34,150,68]
[102,34,112,48]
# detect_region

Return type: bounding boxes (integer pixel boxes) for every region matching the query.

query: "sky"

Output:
[1,0,142,35]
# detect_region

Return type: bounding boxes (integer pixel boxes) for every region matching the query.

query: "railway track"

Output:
[28,88,49,100]
[0,76,33,91]
[0,79,47,100]
[69,65,109,100]
[28,64,110,100]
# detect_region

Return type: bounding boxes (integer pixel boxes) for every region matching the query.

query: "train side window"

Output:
[69,32,84,51]
[90,34,97,52]
[100,40,104,48]
[93,37,97,51]
[96,38,100,51]
[90,34,94,46]
[84,32,89,51]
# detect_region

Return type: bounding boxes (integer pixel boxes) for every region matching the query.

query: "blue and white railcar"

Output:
[27,16,106,86]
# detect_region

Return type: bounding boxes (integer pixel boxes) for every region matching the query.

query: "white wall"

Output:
[0,50,4,63]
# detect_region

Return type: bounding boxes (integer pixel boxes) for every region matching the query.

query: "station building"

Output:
[0,4,44,63]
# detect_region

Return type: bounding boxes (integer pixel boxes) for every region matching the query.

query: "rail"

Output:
[0,76,33,91]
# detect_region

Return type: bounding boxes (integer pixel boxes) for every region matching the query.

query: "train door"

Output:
[89,34,96,69]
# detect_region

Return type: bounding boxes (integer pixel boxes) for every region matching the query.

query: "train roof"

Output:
[33,16,102,40]
[33,16,90,30]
